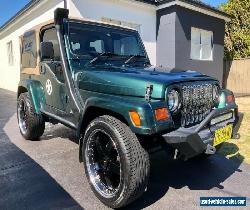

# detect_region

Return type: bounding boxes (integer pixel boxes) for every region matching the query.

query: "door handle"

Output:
[65,95,69,104]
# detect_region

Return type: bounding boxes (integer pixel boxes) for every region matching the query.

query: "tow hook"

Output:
[205,144,216,155]
[174,149,180,160]
[233,133,241,140]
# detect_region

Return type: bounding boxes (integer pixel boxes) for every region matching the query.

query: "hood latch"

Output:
[145,84,153,102]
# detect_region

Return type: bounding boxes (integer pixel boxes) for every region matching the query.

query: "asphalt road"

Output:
[0,88,249,210]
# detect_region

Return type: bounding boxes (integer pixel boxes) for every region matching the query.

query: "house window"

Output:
[190,27,213,61]
[101,17,141,34]
[7,41,14,65]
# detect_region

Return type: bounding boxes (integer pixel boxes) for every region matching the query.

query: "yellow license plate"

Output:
[213,124,233,146]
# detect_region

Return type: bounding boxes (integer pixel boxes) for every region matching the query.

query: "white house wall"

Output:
[0,0,64,92]
[69,0,156,65]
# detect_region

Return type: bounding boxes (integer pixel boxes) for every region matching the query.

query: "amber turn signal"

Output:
[155,108,169,121]
[227,95,234,103]
[129,111,141,126]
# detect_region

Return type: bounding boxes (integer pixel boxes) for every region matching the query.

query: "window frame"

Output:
[190,27,214,61]
[41,26,61,61]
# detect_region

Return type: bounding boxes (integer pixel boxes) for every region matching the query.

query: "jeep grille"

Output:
[181,83,214,127]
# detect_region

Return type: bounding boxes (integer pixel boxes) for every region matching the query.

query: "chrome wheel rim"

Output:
[85,129,121,198]
[17,99,28,135]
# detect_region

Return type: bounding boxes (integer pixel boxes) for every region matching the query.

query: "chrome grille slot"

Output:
[181,83,214,127]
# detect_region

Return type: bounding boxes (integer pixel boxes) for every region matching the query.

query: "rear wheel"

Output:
[82,115,150,208]
[17,92,45,140]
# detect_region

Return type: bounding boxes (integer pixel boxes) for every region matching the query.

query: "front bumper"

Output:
[162,104,239,160]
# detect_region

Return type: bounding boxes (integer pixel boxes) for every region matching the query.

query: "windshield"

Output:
[67,21,150,68]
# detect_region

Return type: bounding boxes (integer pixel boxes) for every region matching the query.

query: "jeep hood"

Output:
[78,66,216,99]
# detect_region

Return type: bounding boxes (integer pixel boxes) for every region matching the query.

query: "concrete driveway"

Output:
[0,88,249,210]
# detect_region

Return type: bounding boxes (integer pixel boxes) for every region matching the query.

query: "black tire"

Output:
[82,115,150,208]
[17,92,45,140]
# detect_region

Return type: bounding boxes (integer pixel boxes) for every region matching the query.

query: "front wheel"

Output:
[82,115,150,208]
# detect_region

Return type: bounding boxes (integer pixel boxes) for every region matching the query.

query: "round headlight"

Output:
[168,89,180,112]
[213,85,220,102]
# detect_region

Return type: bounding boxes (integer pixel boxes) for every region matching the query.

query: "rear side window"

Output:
[21,31,37,68]
[43,28,60,61]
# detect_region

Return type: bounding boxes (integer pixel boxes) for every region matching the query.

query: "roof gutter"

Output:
[157,0,231,22]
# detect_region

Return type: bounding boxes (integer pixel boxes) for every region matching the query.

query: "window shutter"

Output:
[190,28,201,60]
[201,30,213,60]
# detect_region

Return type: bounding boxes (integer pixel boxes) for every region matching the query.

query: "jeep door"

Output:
[40,27,67,111]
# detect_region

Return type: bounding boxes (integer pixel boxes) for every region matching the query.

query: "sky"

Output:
[0,0,30,27]
[203,0,227,7]
[0,0,227,28]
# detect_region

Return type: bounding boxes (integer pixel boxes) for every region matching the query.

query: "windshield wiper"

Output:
[123,55,146,65]
[84,52,117,67]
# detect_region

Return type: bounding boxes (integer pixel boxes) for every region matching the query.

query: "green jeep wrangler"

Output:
[17,8,239,208]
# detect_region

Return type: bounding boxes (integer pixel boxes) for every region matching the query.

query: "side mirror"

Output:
[40,42,54,60]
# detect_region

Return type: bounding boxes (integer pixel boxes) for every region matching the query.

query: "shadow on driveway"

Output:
[38,120,244,209]
[123,151,243,209]
[0,89,82,210]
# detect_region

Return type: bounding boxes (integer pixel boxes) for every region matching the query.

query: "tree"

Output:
[220,0,250,59]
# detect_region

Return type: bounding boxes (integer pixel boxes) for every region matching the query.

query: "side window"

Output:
[43,28,60,61]
[42,27,64,83]
[21,31,37,68]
